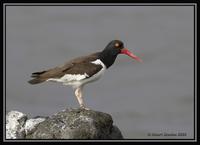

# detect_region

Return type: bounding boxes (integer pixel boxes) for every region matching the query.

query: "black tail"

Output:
[28,71,47,84]
[28,78,45,84]
[31,71,46,77]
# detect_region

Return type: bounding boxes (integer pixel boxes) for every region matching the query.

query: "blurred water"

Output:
[5,6,194,139]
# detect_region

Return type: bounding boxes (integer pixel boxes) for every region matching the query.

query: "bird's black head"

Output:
[99,40,142,68]
[99,40,124,68]
[105,40,125,54]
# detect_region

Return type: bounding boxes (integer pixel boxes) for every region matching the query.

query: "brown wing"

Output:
[63,52,100,67]
[28,52,101,84]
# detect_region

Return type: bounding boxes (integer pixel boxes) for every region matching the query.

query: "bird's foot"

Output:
[80,105,91,110]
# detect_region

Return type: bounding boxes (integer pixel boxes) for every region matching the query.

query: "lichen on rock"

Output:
[6,111,45,139]
[6,111,27,139]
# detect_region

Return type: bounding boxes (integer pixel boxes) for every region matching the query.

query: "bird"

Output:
[28,40,142,110]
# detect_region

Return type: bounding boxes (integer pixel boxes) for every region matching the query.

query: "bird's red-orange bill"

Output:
[120,48,143,62]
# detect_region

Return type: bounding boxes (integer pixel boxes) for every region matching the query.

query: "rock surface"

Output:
[6,111,45,139]
[6,111,27,139]
[6,109,123,139]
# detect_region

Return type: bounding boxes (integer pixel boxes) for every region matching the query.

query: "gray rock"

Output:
[26,108,123,139]
[6,111,27,139]
[6,109,123,139]
[6,111,45,139]
[25,118,46,135]
[109,125,124,139]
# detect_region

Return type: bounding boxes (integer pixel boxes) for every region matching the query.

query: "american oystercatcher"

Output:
[28,40,142,109]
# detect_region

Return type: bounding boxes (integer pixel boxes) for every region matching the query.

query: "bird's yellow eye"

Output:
[115,43,120,47]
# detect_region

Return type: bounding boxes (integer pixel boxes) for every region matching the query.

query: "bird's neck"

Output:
[99,50,118,68]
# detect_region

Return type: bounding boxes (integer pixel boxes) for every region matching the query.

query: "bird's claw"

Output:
[80,105,90,110]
